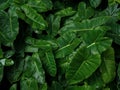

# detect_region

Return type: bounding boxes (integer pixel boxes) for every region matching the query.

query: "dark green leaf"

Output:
[89,0,102,8]
[107,23,120,45]
[10,84,17,90]
[27,0,53,12]
[55,7,76,18]
[66,84,95,90]
[21,4,47,31]
[82,29,112,54]
[60,16,111,34]
[0,64,3,82]
[66,47,101,85]
[20,77,38,90]
[7,58,24,83]
[100,47,116,84]
[43,50,57,77]
[47,14,61,37]
[23,53,45,84]
[0,7,19,46]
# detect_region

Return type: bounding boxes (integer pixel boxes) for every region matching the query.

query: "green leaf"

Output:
[0,7,19,46]
[10,84,17,90]
[60,16,111,34]
[39,83,47,90]
[23,53,45,84]
[4,50,15,58]
[43,50,57,77]
[25,37,58,50]
[21,4,47,31]
[89,0,102,8]
[82,29,112,54]
[47,14,61,37]
[0,58,14,66]
[66,84,95,90]
[107,23,120,45]
[7,58,24,83]
[49,81,63,90]
[66,47,101,85]
[20,77,38,90]
[0,49,3,58]
[97,4,120,21]
[55,7,76,18]
[57,32,76,47]
[71,2,94,21]
[25,45,38,53]
[27,0,53,12]
[31,53,45,83]
[0,0,11,10]
[86,71,105,89]
[100,47,116,84]
[0,64,3,82]
[55,38,81,59]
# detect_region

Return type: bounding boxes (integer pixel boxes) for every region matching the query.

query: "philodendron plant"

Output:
[0,0,120,90]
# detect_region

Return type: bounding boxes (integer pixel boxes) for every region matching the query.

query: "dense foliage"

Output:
[0,0,120,90]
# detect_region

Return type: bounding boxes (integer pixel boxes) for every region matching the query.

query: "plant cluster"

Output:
[0,0,120,90]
